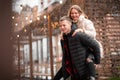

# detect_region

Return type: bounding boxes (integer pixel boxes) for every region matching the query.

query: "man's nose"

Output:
[61,26,64,28]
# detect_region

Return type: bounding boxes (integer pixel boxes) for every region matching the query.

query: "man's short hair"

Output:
[59,16,72,24]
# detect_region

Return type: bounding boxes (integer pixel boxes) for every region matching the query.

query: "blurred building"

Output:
[12,0,120,80]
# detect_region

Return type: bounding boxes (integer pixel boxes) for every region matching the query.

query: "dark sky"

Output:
[0,0,15,80]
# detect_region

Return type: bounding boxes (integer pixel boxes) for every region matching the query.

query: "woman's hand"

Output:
[94,64,100,69]
[72,29,84,36]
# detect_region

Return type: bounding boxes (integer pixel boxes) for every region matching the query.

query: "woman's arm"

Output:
[72,18,96,38]
[83,20,96,39]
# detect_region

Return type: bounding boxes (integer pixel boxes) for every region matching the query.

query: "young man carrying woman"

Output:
[53,16,101,80]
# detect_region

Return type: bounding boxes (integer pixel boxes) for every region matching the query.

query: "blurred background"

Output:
[0,0,120,80]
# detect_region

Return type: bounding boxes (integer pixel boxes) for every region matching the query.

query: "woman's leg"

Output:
[87,54,96,80]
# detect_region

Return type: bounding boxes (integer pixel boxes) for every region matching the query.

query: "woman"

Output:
[67,5,96,38]
[67,5,103,80]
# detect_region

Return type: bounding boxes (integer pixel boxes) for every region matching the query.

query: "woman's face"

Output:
[70,8,81,22]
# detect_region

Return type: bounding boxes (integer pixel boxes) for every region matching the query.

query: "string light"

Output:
[29,19,32,23]
[24,29,27,32]
[59,0,63,4]
[44,15,47,19]
[25,16,28,20]
[12,0,63,33]
[37,16,40,21]
[15,23,18,26]
[20,4,23,10]
[12,16,15,19]
[17,35,19,38]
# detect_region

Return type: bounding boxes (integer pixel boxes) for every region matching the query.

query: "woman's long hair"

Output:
[67,5,88,19]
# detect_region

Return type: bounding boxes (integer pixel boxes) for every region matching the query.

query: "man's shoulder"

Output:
[76,32,93,40]
[76,32,87,36]
[75,32,86,38]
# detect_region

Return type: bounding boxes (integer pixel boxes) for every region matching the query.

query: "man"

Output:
[53,16,100,80]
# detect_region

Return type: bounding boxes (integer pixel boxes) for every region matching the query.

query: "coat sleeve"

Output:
[53,40,64,80]
[83,19,96,39]
[77,33,101,64]
[53,67,63,80]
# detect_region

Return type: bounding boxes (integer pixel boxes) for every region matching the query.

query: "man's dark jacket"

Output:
[53,30,100,80]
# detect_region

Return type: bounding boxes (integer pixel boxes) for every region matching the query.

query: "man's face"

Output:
[59,20,71,34]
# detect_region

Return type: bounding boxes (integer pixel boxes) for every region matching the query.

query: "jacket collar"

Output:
[63,29,74,37]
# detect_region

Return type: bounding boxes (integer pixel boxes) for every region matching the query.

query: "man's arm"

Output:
[77,32,100,64]
[53,67,63,80]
